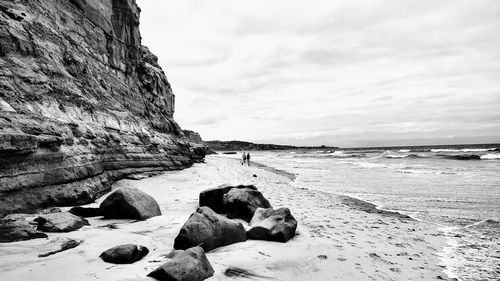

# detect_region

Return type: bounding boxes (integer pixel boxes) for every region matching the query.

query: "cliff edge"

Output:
[0,0,204,216]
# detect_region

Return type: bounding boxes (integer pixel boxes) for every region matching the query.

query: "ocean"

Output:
[223,144,500,281]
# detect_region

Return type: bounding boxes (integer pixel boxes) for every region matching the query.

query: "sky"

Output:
[137,0,500,147]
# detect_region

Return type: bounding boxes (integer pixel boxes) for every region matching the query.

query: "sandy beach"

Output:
[0,155,453,281]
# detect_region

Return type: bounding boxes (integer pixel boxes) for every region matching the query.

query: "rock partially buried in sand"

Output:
[148,246,214,281]
[99,187,161,220]
[174,207,247,252]
[100,244,149,264]
[223,188,271,222]
[247,207,297,242]
[68,206,101,217]
[0,218,48,243]
[199,184,258,214]
[39,238,83,257]
[34,212,89,232]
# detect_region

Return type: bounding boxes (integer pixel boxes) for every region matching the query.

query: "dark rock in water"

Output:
[247,207,297,242]
[39,238,83,257]
[148,246,214,281]
[222,152,237,154]
[0,218,48,243]
[99,187,161,220]
[174,207,246,252]
[199,184,258,214]
[68,206,101,218]
[253,174,257,177]
[0,0,203,217]
[339,195,413,220]
[223,188,271,222]
[34,212,89,232]
[100,244,149,264]
[443,154,481,160]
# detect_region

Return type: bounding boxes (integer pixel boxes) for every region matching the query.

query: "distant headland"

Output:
[205,140,339,151]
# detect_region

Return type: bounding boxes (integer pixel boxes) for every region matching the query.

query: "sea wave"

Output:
[384,153,424,159]
[438,154,482,160]
[314,151,365,158]
[431,148,496,153]
[465,218,500,229]
[480,153,500,160]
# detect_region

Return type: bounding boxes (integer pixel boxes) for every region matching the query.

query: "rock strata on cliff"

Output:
[0,0,205,216]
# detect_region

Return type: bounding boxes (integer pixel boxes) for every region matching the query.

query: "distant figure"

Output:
[241,152,246,165]
[246,153,251,166]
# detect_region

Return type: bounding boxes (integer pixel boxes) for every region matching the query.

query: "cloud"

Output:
[137,0,500,147]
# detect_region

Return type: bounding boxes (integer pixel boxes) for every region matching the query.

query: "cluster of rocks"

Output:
[0,184,297,281]
[0,187,159,243]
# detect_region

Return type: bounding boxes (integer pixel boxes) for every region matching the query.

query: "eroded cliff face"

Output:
[0,0,203,216]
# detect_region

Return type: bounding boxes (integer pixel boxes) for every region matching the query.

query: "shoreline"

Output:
[223,156,457,280]
[0,156,455,280]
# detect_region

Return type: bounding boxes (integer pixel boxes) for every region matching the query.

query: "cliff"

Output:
[182,130,203,144]
[0,0,204,216]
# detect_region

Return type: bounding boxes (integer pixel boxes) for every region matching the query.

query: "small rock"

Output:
[148,246,214,281]
[318,255,328,260]
[252,174,257,177]
[99,187,161,220]
[100,244,149,264]
[34,212,89,232]
[174,207,246,252]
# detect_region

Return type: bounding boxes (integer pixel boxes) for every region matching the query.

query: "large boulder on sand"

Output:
[148,246,214,281]
[100,244,149,264]
[247,207,297,242]
[223,188,271,222]
[99,187,161,220]
[199,184,257,213]
[174,207,247,252]
[0,218,48,242]
[34,212,89,232]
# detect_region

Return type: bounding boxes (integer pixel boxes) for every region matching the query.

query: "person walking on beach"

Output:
[241,152,246,165]
[246,152,251,166]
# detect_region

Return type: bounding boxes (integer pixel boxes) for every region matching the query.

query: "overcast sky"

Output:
[137,0,500,147]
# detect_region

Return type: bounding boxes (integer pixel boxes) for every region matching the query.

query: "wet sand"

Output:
[0,155,453,280]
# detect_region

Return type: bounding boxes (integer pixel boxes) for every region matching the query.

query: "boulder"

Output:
[100,244,149,264]
[99,187,161,220]
[199,184,257,214]
[0,218,48,243]
[247,207,297,242]
[34,212,89,232]
[223,188,271,222]
[148,246,214,281]
[174,207,246,252]
[68,206,101,217]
